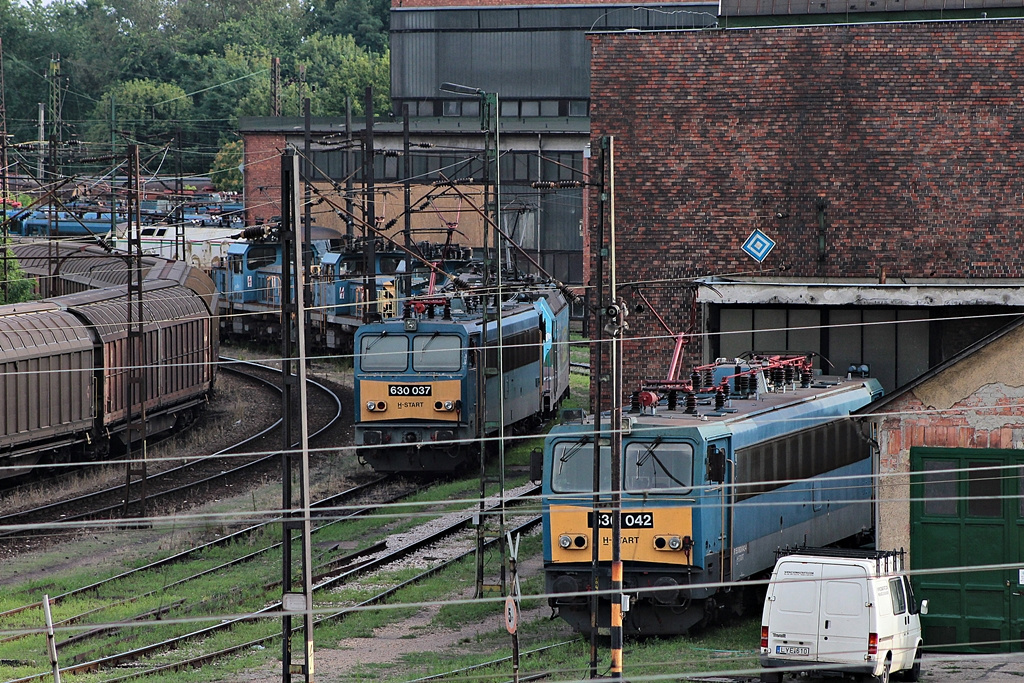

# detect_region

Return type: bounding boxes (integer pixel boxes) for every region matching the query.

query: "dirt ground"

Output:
[233,554,563,683]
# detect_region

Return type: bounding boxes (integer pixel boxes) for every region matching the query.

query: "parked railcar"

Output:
[0,280,217,482]
[8,238,220,316]
[541,355,883,636]
[213,229,474,352]
[11,210,124,238]
[353,281,571,474]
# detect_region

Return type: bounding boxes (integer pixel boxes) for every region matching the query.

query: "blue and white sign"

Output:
[741,229,776,263]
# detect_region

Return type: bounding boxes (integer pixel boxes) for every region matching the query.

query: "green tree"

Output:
[295,33,391,117]
[0,242,34,304]
[86,79,194,147]
[232,35,390,118]
[209,139,243,192]
[306,0,389,54]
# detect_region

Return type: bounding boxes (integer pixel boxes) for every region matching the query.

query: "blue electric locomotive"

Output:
[213,229,474,351]
[541,355,883,636]
[11,210,124,237]
[354,281,571,473]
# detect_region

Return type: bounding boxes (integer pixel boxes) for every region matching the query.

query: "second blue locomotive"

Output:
[354,281,571,473]
[541,355,883,636]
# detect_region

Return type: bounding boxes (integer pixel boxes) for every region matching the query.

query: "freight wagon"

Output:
[0,279,217,481]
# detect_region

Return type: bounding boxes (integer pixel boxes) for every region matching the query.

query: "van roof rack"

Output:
[775,546,905,574]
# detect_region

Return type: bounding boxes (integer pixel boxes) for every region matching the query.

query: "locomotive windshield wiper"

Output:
[364,330,388,351]
[419,330,441,351]
[635,437,688,488]
[558,438,590,463]
[635,436,664,469]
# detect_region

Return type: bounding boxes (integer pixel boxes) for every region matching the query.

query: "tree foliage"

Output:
[0,242,34,304]
[0,0,391,174]
[86,79,195,146]
[210,138,243,192]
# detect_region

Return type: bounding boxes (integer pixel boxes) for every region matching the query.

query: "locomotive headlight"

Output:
[366,401,376,412]
[367,400,387,412]
[654,535,684,551]
[558,534,572,549]
[444,401,455,411]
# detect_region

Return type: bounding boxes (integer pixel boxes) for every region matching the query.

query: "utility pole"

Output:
[589,139,607,678]
[110,94,117,237]
[121,144,149,522]
[271,57,281,117]
[303,98,312,316]
[0,36,8,304]
[362,87,378,322]
[345,98,354,239]
[280,148,315,683]
[174,128,184,261]
[36,102,44,190]
[402,104,412,306]
[606,136,624,681]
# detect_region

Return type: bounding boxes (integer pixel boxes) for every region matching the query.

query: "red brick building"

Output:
[857,318,1024,651]
[588,20,1024,394]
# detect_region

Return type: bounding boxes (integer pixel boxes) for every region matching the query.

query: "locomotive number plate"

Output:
[776,646,809,656]
[388,384,433,396]
[588,512,655,529]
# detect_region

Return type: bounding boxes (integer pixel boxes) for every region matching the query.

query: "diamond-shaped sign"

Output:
[741,229,776,263]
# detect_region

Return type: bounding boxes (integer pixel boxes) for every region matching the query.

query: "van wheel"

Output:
[759,673,782,683]
[901,649,922,682]
[872,659,891,683]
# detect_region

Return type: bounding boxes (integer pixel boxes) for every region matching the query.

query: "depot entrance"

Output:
[910,447,1024,653]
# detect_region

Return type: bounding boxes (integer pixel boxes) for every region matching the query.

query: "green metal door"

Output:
[910,447,1024,654]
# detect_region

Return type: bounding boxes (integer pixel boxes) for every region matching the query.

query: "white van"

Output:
[759,548,927,683]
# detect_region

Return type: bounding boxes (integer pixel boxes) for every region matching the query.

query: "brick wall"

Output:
[243,133,285,227]
[865,323,1024,554]
[393,0,657,8]
[589,21,1024,391]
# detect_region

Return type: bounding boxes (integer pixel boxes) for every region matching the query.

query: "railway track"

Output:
[0,357,343,541]
[3,484,541,683]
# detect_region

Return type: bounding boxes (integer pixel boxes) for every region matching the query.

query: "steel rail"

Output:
[7,487,540,683]
[0,357,342,536]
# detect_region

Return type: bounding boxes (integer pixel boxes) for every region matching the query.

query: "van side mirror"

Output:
[706,445,726,483]
[919,599,928,615]
[529,448,543,482]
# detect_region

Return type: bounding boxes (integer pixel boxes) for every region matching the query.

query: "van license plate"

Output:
[776,646,809,656]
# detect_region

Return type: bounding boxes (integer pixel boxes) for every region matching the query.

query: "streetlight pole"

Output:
[440,82,507,597]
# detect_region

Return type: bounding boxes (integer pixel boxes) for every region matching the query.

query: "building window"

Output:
[541,101,559,117]
[500,100,519,117]
[443,100,461,117]
[569,100,588,117]
[521,101,540,117]
[923,459,957,516]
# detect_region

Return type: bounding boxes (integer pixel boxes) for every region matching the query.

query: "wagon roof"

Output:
[52,281,210,341]
[0,301,94,360]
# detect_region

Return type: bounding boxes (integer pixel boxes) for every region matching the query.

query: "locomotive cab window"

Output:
[228,255,243,274]
[246,245,277,270]
[552,440,611,493]
[624,441,693,493]
[358,334,410,371]
[412,334,462,372]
